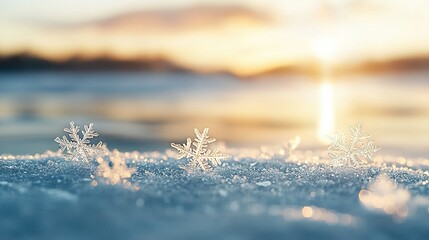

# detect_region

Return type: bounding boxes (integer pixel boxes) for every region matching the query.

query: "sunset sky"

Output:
[1,0,429,75]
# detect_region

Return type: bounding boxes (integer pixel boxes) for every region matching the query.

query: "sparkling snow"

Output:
[0,146,429,240]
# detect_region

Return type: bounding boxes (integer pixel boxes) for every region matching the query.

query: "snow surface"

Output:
[1,146,429,240]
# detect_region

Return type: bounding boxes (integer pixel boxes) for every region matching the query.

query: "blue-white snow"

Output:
[1,147,429,240]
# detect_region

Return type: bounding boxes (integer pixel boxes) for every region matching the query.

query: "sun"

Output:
[312,37,337,66]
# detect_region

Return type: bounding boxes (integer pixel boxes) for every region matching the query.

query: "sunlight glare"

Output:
[318,82,335,143]
[312,37,337,66]
[313,37,336,144]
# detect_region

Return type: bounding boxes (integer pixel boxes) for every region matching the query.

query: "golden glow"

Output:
[312,37,337,66]
[313,37,337,143]
[318,82,335,143]
[283,205,356,226]
[2,1,429,74]
[95,149,137,189]
[301,206,313,218]
[359,174,410,219]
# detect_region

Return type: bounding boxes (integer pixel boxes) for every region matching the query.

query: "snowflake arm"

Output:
[190,157,212,172]
[54,136,73,152]
[64,121,81,144]
[200,148,228,166]
[355,140,379,161]
[171,138,193,159]
[81,123,99,143]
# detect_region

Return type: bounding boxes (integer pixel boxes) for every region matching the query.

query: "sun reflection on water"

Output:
[312,37,337,144]
[318,81,335,143]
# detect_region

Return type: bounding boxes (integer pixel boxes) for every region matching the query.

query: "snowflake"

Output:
[171,128,227,172]
[54,121,105,162]
[359,173,410,218]
[328,122,379,167]
[94,149,136,188]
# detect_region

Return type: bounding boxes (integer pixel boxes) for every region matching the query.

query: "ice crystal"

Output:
[285,136,301,161]
[287,136,301,155]
[94,149,136,188]
[328,122,379,167]
[171,128,227,172]
[359,173,410,219]
[54,121,105,162]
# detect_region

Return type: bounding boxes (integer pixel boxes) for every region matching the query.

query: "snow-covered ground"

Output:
[1,146,429,240]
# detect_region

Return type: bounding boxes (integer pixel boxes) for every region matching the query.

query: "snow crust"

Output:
[1,146,429,240]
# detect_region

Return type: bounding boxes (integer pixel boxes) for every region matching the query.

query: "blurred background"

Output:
[0,0,429,156]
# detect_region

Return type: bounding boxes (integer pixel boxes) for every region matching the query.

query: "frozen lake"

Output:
[1,71,429,157]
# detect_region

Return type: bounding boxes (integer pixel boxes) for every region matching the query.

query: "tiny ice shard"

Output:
[55,121,106,162]
[95,149,136,187]
[171,128,227,172]
[256,181,272,187]
[359,173,410,219]
[284,136,300,161]
[328,122,379,167]
[287,136,301,154]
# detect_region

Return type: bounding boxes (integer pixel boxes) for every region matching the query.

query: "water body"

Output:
[0,71,428,157]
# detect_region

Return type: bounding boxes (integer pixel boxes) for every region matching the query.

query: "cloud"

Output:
[4,1,429,76]
[70,5,273,33]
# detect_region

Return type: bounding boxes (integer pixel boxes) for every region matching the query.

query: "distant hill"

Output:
[245,57,429,78]
[343,57,429,75]
[1,53,429,77]
[0,54,192,73]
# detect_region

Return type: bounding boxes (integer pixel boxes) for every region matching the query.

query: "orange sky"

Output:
[1,0,429,76]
